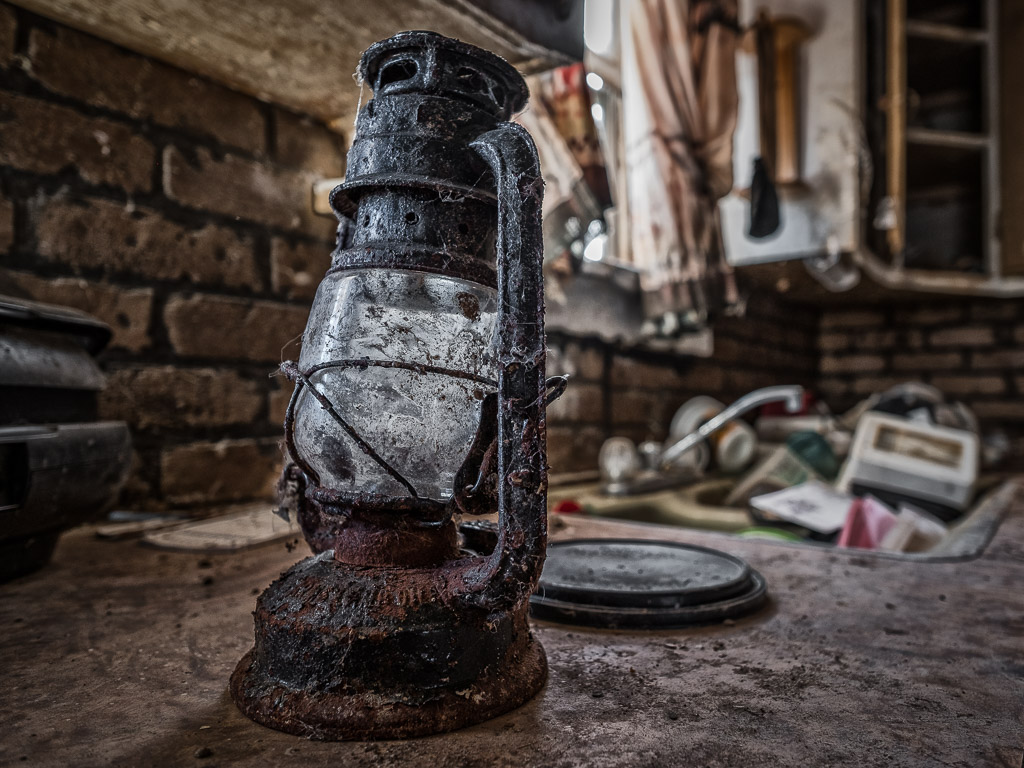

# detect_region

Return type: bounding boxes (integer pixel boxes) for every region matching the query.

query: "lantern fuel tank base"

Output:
[229,552,547,740]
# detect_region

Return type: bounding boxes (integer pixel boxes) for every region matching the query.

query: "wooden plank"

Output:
[984,0,1000,277]
[999,0,1024,276]
[10,0,571,126]
[905,19,988,44]
[906,127,989,150]
[886,0,907,258]
[771,18,812,186]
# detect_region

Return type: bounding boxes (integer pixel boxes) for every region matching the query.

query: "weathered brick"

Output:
[820,354,886,375]
[160,438,280,504]
[716,316,786,344]
[929,326,995,347]
[547,341,604,382]
[546,424,605,475]
[566,342,605,381]
[722,367,782,396]
[34,196,259,288]
[891,351,962,371]
[610,357,676,389]
[816,377,851,400]
[28,27,265,153]
[853,330,899,350]
[546,382,603,423]
[0,92,153,192]
[820,309,885,329]
[162,146,332,238]
[850,375,908,396]
[270,238,331,299]
[610,355,720,391]
[745,293,818,328]
[783,325,816,350]
[929,375,1005,397]
[710,336,746,364]
[268,378,294,427]
[0,192,12,252]
[1008,438,1024,471]
[610,389,684,428]
[684,363,726,392]
[1,268,152,351]
[893,305,963,325]
[819,332,850,352]
[99,365,264,430]
[969,401,1024,421]
[163,294,308,362]
[969,302,1019,322]
[763,346,815,374]
[275,108,345,173]
[971,349,1024,369]
[0,4,15,68]
[116,450,160,511]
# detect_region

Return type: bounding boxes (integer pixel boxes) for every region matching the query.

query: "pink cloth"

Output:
[837,497,898,550]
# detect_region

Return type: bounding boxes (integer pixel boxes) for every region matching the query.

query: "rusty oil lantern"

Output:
[230,31,563,740]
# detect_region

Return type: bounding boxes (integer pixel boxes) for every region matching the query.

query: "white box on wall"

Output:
[721,0,863,267]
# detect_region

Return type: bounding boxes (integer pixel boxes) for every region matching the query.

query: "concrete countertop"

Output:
[2,483,1023,767]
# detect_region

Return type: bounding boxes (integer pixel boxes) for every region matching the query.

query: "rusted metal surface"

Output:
[230,554,547,740]
[232,31,557,740]
[0,296,132,582]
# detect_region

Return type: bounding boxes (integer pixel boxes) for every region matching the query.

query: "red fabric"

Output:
[837,497,898,550]
[552,499,585,515]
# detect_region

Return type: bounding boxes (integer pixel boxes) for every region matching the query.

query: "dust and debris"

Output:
[456,292,481,321]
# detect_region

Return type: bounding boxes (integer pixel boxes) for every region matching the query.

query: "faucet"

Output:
[659,385,804,470]
[599,385,805,496]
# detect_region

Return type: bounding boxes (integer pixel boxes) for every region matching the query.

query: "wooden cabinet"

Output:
[1000,0,1024,276]
[866,0,1023,284]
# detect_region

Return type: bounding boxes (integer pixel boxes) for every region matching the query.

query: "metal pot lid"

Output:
[530,539,767,629]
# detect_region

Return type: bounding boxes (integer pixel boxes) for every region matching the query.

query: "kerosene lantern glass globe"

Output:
[292,268,498,501]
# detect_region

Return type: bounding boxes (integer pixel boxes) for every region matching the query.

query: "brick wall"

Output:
[0,4,343,510]
[547,293,1024,476]
[4,6,1014,509]
[545,295,822,474]
[0,4,826,507]
[818,300,1024,463]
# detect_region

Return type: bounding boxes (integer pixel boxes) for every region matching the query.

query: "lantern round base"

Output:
[229,552,547,740]
[230,641,546,740]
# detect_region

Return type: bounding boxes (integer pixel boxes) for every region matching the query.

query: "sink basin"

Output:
[547,476,1021,562]
[549,481,749,532]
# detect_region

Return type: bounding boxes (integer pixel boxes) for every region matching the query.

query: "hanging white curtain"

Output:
[623,0,741,334]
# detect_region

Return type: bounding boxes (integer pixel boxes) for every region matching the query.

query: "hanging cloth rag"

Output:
[623,0,742,333]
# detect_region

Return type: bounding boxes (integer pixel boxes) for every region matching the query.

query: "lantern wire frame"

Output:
[280,356,566,530]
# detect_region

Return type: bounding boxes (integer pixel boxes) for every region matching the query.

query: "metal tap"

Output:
[659,385,804,470]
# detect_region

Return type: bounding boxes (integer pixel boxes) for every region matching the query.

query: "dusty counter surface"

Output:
[2,484,1023,767]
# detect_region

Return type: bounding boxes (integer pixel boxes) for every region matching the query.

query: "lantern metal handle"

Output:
[456,121,548,610]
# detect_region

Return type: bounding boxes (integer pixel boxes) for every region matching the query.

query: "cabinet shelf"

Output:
[906,127,989,150]
[905,20,988,44]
